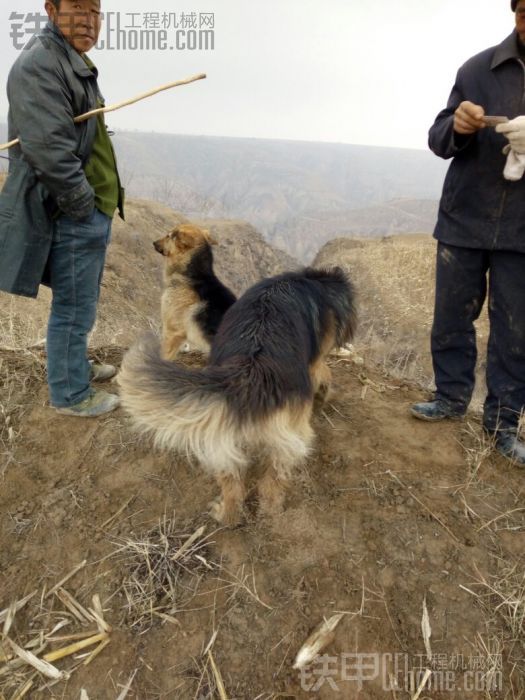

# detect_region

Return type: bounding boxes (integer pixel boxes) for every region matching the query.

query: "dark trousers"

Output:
[432,242,525,433]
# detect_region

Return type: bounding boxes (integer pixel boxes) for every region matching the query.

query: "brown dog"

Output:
[153,224,236,360]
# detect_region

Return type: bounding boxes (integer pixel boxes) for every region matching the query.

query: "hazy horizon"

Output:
[0,119,441,153]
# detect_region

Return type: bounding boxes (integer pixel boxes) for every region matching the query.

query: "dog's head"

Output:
[153,224,218,263]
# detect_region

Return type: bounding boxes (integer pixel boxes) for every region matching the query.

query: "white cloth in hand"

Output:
[501,143,525,181]
[496,115,525,153]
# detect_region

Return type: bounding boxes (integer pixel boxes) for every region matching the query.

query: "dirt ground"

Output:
[1,346,523,700]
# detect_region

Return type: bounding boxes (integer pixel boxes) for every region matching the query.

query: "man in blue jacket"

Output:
[0,0,124,417]
[411,0,525,466]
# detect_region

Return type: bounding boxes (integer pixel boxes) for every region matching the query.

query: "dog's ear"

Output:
[175,228,196,252]
[203,229,218,246]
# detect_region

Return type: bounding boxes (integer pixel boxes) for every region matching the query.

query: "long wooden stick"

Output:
[0,72,206,151]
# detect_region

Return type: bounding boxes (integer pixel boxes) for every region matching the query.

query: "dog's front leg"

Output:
[210,473,246,527]
[311,359,333,406]
[161,333,187,361]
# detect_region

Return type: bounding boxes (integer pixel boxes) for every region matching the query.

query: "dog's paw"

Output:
[208,497,243,527]
[313,382,333,407]
[257,486,287,518]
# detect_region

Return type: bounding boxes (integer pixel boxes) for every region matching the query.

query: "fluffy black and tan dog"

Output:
[119,267,356,525]
[154,224,236,360]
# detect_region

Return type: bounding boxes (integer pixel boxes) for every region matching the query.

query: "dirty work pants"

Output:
[431,241,525,434]
[46,208,112,408]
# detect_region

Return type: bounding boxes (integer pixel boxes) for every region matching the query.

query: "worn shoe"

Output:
[493,432,525,467]
[89,361,117,381]
[410,399,466,422]
[55,389,120,417]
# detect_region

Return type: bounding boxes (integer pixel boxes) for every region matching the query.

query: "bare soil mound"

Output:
[1,347,523,699]
[314,235,490,409]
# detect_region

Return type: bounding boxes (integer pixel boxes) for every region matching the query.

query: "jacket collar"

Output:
[491,30,521,69]
[40,19,97,78]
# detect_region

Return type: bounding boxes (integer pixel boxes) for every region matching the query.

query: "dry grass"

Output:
[0,348,46,478]
[469,633,505,700]
[109,514,215,632]
[0,295,47,352]
[317,236,436,384]
[471,563,525,642]
[459,421,496,489]
[189,651,228,700]
[460,562,525,698]
[0,568,112,698]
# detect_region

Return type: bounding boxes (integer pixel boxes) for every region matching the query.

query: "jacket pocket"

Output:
[3,160,53,241]
[0,159,27,219]
[441,164,462,213]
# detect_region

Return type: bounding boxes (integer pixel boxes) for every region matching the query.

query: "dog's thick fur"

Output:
[119,267,356,525]
[154,224,236,360]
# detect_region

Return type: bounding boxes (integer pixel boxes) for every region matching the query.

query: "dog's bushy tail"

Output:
[118,334,247,473]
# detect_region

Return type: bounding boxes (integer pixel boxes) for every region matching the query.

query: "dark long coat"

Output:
[0,20,118,298]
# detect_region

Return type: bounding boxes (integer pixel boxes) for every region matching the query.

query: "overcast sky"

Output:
[0,0,516,150]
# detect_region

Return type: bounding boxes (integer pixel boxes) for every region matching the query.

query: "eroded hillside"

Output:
[0,185,297,350]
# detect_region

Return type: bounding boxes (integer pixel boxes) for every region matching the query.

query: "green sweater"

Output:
[81,54,124,219]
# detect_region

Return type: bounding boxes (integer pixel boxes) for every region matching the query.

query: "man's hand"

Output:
[496,115,525,154]
[454,101,486,134]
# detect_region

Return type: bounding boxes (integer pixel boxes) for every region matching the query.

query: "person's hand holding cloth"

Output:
[496,116,525,181]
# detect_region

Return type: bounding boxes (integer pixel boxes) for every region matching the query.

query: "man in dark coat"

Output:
[411,0,525,466]
[0,0,124,417]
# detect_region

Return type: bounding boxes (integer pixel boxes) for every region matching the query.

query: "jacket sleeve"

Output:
[428,68,475,160]
[7,49,95,220]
